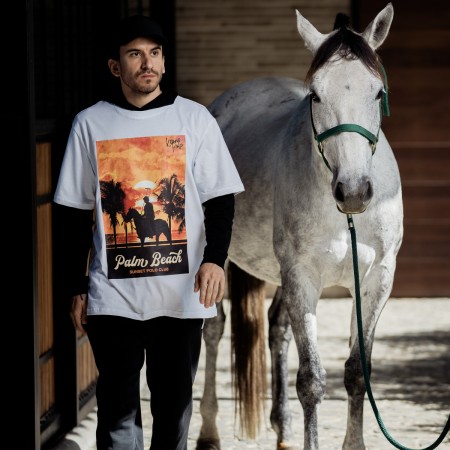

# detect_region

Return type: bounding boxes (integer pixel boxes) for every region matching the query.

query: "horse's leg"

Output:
[342,279,392,450]
[283,269,326,450]
[164,227,171,245]
[268,287,301,450]
[196,300,226,450]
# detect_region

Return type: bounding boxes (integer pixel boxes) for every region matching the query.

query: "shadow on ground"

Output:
[311,330,450,409]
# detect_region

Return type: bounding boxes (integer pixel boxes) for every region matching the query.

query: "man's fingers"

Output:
[70,294,88,334]
[195,263,225,308]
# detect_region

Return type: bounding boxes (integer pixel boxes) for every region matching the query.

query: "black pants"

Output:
[86,315,203,450]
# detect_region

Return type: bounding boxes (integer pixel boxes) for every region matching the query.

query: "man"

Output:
[142,195,155,238]
[53,15,244,450]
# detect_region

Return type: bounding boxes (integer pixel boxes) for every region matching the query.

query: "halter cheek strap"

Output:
[380,65,390,117]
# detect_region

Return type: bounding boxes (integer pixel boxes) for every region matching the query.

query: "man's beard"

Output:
[137,84,157,95]
[123,71,162,95]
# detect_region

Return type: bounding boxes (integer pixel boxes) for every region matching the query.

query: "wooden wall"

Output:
[175,0,351,105]
[357,0,450,296]
[175,0,450,298]
[176,0,351,299]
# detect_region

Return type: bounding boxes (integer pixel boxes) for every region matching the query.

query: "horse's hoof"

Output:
[278,443,302,450]
[196,438,221,450]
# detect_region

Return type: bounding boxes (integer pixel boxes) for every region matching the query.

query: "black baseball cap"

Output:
[109,15,168,58]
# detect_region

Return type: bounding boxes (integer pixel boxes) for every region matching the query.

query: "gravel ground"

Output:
[61,297,450,450]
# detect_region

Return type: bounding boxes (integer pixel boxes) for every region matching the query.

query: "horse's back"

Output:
[209,77,308,283]
[208,76,308,182]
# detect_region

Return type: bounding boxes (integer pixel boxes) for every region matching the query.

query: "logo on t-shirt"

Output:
[97,135,188,279]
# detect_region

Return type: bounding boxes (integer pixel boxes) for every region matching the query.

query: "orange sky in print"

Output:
[97,135,186,233]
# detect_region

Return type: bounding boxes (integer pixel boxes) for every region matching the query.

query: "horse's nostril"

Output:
[335,182,345,202]
[365,181,373,201]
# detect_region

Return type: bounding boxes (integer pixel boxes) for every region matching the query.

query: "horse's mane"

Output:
[305,13,382,85]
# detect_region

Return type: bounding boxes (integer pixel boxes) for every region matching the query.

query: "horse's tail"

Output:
[228,260,267,439]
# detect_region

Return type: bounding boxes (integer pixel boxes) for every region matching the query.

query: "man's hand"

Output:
[194,262,225,308]
[70,293,88,333]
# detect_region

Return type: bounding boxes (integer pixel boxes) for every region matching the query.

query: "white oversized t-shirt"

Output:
[54,96,244,320]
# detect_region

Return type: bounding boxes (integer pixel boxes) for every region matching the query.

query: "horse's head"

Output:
[123,207,138,222]
[296,3,393,214]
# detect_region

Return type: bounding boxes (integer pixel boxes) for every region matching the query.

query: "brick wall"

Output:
[175,0,351,107]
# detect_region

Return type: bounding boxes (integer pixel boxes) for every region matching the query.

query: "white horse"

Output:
[196,3,403,450]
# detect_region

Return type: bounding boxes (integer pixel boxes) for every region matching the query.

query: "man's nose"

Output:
[141,56,153,70]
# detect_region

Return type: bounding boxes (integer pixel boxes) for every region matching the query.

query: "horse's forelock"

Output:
[333,12,350,31]
[305,25,383,86]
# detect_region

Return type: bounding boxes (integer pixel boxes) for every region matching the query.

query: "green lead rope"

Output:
[347,214,450,450]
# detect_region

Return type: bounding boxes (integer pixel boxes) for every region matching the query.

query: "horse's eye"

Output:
[310,91,320,103]
[376,89,384,101]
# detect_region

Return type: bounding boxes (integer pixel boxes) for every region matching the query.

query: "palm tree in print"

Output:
[100,179,126,248]
[154,174,185,237]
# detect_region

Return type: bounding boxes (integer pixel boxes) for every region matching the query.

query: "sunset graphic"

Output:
[97,135,189,279]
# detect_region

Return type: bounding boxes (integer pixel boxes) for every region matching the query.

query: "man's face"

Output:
[108,37,165,103]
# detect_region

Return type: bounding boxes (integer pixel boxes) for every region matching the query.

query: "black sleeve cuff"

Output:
[202,194,235,269]
[69,275,90,297]
[53,203,93,298]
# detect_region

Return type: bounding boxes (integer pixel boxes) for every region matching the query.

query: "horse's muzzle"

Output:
[333,178,373,214]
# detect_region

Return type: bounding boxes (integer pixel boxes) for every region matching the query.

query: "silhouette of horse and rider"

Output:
[124,196,171,246]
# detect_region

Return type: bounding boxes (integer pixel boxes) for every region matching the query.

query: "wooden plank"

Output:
[37,203,54,353]
[394,146,450,182]
[400,221,450,258]
[358,0,450,30]
[392,259,450,297]
[381,68,450,142]
[402,185,450,220]
[36,142,52,196]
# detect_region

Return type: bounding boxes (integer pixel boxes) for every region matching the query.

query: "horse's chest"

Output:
[286,232,377,285]
[323,238,374,266]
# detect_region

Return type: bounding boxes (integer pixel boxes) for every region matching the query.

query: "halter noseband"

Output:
[310,67,390,172]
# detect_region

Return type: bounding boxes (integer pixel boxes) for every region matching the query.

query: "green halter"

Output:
[310,66,390,172]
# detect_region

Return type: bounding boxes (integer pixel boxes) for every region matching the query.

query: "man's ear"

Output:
[108,59,121,77]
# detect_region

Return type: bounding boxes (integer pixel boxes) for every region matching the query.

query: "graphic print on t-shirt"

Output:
[97,135,188,279]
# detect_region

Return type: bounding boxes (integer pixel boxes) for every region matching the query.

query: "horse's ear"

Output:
[361,2,394,50]
[295,9,327,54]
